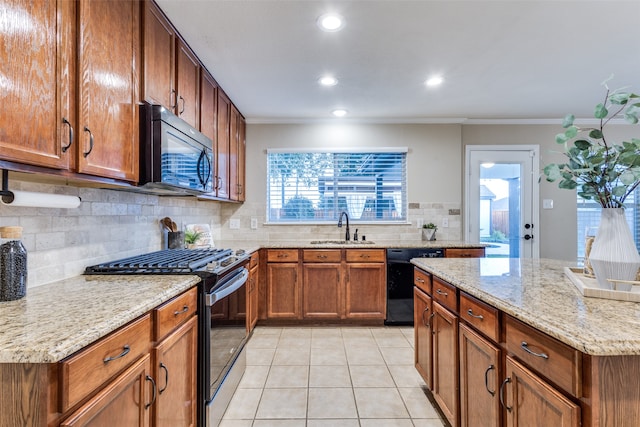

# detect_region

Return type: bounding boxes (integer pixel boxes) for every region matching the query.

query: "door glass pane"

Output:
[479,163,521,258]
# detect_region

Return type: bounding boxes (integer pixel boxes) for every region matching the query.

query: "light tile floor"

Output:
[220,326,445,427]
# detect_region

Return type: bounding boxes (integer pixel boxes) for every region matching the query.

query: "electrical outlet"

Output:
[442,217,449,228]
[251,218,258,229]
[229,219,240,229]
[416,218,424,228]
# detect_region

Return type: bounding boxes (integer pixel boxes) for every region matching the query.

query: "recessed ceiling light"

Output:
[425,76,444,87]
[332,109,348,117]
[319,76,338,86]
[317,13,344,32]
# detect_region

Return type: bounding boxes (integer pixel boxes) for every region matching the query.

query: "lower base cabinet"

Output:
[432,301,459,427]
[459,323,500,427]
[414,287,433,389]
[503,356,580,427]
[60,354,153,427]
[153,316,198,427]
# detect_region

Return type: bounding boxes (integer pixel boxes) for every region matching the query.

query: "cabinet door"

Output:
[215,90,231,199]
[414,287,433,390]
[229,106,240,201]
[0,0,73,169]
[77,0,139,181]
[199,70,218,141]
[175,39,199,128]
[344,263,386,319]
[237,115,246,201]
[433,302,459,427]
[266,263,300,319]
[248,264,259,331]
[303,263,342,319]
[153,316,198,427]
[459,323,500,427]
[504,356,580,427]
[60,354,152,427]
[142,0,175,110]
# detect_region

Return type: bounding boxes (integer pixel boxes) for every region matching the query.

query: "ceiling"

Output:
[155,0,640,124]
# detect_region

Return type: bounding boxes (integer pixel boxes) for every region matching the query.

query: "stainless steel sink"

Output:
[309,240,375,245]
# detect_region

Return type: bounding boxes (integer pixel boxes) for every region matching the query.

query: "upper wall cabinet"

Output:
[76,0,140,182]
[0,0,74,170]
[0,0,140,183]
[230,106,246,202]
[142,0,200,129]
[142,0,175,110]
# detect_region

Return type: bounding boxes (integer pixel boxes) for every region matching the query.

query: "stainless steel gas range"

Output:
[85,247,251,427]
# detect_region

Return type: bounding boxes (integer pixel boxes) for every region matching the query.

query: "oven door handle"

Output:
[206,267,249,306]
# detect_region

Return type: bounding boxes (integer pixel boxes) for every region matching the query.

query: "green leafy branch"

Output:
[543,81,640,208]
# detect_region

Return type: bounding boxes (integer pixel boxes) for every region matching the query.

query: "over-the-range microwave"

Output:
[138,102,214,195]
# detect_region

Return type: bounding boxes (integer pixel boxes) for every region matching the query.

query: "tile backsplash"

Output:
[220,201,462,244]
[0,179,461,288]
[0,180,221,288]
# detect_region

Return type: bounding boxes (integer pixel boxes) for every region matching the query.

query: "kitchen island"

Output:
[411,257,640,427]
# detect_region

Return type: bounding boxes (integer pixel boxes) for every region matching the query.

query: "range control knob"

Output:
[206,261,218,271]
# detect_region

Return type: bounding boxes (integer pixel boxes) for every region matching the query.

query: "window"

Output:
[577,189,640,262]
[267,149,407,223]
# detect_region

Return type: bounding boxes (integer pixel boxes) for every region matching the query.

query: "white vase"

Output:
[589,208,640,291]
[422,229,436,241]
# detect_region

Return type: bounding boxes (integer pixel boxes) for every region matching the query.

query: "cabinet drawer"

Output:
[60,314,152,412]
[249,251,259,268]
[432,277,457,313]
[414,268,432,294]
[154,287,197,341]
[303,249,342,263]
[267,249,299,263]
[459,292,499,342]
[445,248,485,258]
[345,249,385,263]
[505,315,581,397]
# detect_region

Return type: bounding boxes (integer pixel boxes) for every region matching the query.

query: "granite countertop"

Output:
[219,240,488,250]
[0,275,200,364]
[411,257,640,356]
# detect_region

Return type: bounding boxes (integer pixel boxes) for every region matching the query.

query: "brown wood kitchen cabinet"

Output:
[303,250,343,319]
[432,301,459,427]
[175,39,200,128]
[152,288,198,427]
[0,0,74,170]
[215,90,232,199]
[247,251,260,331]
[230,106,246,201]
[414,286,433,389]
[445,248,485,258]
[266,249,301,319]
[344,249,386,319]
[1,0,139,182]
[76,0,140,182]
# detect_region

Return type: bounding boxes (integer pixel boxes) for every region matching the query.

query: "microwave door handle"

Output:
[196,149,212,190]
[196,150,205,189]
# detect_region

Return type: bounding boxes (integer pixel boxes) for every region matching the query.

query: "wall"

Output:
[221,123,464,244]
[0,177,221,288]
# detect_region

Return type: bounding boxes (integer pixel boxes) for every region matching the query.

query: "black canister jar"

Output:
[0,226,27,301]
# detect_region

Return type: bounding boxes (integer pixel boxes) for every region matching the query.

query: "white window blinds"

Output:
[267,149,407,223]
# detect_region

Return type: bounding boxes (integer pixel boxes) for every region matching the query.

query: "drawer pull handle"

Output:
[82,126,94,157]
[174,305,189,316]
[484,364,496,396]
[466,308,484,320]
[361,254,369,258]
[145,375,157,409]
[317,255,327,259]
[520,341,549,359]
[499,377,512,411]
[159,362,169,394]
[416,278,425,283]
[435,289,448,296]
[103,345,130,364]
[277,254,288,258]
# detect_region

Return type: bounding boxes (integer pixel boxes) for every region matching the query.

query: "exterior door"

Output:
[465,145,539,258]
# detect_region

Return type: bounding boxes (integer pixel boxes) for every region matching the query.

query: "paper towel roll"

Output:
[1,190,81,209]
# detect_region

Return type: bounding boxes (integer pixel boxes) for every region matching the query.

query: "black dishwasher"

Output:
[385,248,444,325]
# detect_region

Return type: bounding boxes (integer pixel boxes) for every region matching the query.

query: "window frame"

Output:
[266,147,409,225]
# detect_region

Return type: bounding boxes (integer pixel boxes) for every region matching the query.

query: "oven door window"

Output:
[209,283,246,397]
[161,128,214,192]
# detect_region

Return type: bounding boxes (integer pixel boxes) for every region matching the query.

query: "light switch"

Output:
[442,217,449,228]
[543,199,554,209]
[229,219,240,229]
[251,218,258,229]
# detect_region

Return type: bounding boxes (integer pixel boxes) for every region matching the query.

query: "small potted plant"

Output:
[422,222,437,241]
[184,229,202,249]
